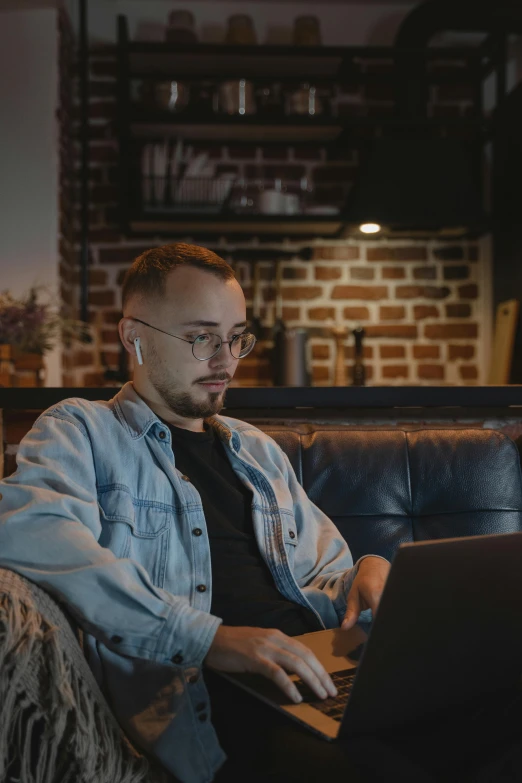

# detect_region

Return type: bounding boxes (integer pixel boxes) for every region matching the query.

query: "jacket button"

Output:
[192,528,202,537]
[196,701,206,711]
[289,531,296,539]
[188,673,199,684]
[159,430,166,440]
[181,475,191,482]
[172,653,184,665]
[198,713,208,722]
[196,584,207,593]
[111,635,123,644]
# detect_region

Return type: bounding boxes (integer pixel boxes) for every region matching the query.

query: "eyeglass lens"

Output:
[192,333,256,360]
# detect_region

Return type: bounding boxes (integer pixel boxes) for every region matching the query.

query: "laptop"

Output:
[215,533,522,740]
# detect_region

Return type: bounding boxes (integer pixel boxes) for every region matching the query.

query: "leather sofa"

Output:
[256,424,522,561]
[2,422,522,783]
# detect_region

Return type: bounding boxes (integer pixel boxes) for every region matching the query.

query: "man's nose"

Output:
[208,341,236,369]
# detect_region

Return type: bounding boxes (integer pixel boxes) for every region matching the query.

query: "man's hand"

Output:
[341,556,390,631]
[205,625,338,704]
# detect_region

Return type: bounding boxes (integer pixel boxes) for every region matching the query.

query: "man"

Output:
[0,244,389,783]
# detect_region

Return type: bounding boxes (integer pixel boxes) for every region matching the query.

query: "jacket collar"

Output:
[112,382,238,449]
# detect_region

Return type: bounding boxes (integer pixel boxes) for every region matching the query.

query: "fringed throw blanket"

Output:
[0,568,171,783]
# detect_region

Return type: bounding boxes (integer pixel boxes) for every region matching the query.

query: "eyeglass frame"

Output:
[129,317,257,361]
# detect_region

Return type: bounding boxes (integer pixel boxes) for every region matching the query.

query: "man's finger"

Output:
[278,636,337,697]
[342,586,360,630]
[261,659,303,703]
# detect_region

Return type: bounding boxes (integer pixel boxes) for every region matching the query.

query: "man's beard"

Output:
[148,345,226,419]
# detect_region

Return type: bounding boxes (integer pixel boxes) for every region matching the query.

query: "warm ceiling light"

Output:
[359,223,381,234]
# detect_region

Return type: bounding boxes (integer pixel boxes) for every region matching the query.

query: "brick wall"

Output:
[67,45,489,388]
[58,8,78,386]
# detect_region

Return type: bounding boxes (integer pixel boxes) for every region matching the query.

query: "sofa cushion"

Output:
[257,426,522,563]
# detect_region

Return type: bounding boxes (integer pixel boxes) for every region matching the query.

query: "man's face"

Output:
[132,266,247,420]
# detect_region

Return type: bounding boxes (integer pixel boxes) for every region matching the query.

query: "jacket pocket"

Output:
[280,511,298,568]
[98,487,171,587]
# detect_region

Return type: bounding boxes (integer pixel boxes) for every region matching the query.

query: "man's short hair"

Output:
[121,243,235,311]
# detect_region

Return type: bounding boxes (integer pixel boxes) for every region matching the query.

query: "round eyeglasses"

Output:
[130,317,257,361]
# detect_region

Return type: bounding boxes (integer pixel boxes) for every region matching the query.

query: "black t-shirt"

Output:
[165,420,321,636]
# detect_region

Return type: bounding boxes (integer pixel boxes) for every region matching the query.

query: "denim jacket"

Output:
[0,383,371,783]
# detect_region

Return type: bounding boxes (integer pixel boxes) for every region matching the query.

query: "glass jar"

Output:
[225,14,257,45]
[293,16,322,46]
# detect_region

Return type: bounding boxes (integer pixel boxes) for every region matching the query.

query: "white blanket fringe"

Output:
[0,569,170,783]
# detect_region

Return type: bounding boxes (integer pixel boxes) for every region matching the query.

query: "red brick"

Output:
[342,307,371,320]
[350,267,374,280]
[382,267,406,279]
[89,80,117,98]
[90,60,117,78]
[460,365,479,380]
[314,266,342,280]
[396,286,450,300]
[99,246,151,265]
[459,284,479,299]
[282,307,301,320]
[445,304,472,318]
[365,325,418,339]
[414,305,439,320]
[418,364,445,380]
[345,345,373,359]
[448,345,475,360]
[91,184,118,204]
[308,307,335,321]
[281,286,322,300]
[367,247,428,262]
[89,228,122,243]
[312,345,331,360]
[89,144,117,163]
[382,365,409,379]
[413,345,440,359]
[413,267,437,280]
[88,289,115,306]
[87,101,117,121]
[73,268,107,285]
[313,247,360,261]
[380,306,405,320]
[282,267,307,280]
[425,324,478,340]
[102,350,122,365]
[380,345,405,359]
[332,285,388,300]
[101,328,119,343]
[73,350,94,367]
[433,246,465,261]
[443,265,470,280]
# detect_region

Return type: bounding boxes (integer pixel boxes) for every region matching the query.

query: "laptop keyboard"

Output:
[294,668,357,722]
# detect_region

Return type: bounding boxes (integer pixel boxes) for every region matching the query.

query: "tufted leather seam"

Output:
[404,431,414,527]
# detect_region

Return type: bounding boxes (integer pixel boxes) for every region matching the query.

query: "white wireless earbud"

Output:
[134,337,144,366]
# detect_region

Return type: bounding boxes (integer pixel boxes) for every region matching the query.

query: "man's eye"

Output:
[193,334,211,344]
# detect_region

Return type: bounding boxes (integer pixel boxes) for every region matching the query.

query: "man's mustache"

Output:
[195,373,231,384]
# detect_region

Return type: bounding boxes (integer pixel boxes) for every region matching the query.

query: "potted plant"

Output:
[0,287,89,386]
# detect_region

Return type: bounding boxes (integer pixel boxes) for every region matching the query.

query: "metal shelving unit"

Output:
[116,15,503,238]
